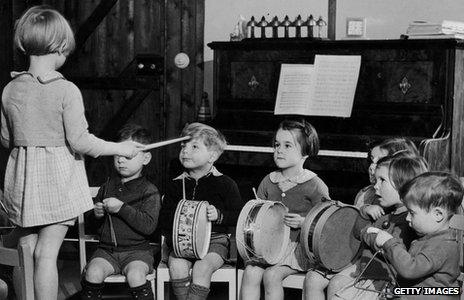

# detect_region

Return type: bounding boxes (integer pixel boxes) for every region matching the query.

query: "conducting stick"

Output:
[143,136,191,151]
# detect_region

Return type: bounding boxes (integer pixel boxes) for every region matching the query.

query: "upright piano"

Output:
[208,39,464,202]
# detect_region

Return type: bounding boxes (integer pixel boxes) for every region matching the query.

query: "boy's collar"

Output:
[417,228,452,241]
[392,205,408,215]
[173,166,222,181]
[11,71,65,84]
[115,175,145,187]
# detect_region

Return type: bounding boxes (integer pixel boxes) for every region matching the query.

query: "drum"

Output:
[236,199,290,265]
[301,200,362,272]
[172,199,211,259]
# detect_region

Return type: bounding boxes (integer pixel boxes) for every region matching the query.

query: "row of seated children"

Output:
[82,116,464,300]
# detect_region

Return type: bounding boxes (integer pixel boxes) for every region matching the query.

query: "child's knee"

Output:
[85,264,107,283]
[125,269,147,287]
[243,265,264,285]
[192,260,215,279]
[262,268,282,287]
[305,271,328,290]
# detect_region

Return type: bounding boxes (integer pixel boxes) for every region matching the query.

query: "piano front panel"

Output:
[209,39,464,202]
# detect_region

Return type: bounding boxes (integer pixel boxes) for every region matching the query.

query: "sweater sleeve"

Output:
[215,176,243,226]
[381,238,438,279]
[159,181,180,236]
[256,176,269,200]
[117,185,161,236]
[62,82,118,158]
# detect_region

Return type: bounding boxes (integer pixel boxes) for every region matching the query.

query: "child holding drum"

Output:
[366,172,463,299]
[304,153,428,300]
[160,123,242,300]
[355,137,419,208]
[240,119,330,300]
[81,124,160,300]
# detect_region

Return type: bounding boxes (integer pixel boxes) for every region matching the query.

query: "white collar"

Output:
[173,165,223,181]
[269,169,317,184]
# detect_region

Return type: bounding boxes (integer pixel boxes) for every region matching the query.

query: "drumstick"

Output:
[252,188,258,199]
[143,136,191,151]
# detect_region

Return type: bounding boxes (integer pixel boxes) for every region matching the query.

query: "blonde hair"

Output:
[181,122,227,156]
[14,5,75,56]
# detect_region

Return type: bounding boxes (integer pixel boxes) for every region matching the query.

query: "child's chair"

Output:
[78,187,156,296]
[0,238,34,300]
[156,234,237,300]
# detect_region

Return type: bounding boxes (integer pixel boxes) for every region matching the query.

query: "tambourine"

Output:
[172,199,211,259]
[236,199,289,265]
[301,200,361,272]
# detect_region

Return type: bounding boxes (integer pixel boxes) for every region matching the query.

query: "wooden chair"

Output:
[78,187,156,296]
[156,235,237,300]
[236,268,305,300]
[0,238,34,300]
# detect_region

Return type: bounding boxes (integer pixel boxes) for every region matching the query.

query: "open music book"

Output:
[274,55,361,118]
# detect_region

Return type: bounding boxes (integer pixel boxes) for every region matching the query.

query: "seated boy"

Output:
[81,124,161,300]
[160,122,242,300]
[367,171,463,300]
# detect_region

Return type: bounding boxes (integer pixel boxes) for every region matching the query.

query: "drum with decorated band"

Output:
[172,199,211,259]
[236,199,290,265]
[300,200,361,272]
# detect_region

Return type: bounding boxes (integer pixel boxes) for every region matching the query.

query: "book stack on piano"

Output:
[405,20,464,39]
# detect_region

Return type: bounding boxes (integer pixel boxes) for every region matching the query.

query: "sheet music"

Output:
[310,55,361,117]
[274,64,314,114]
[274,55,361,118]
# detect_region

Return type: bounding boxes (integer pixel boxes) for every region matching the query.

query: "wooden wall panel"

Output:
[0,0,205,191]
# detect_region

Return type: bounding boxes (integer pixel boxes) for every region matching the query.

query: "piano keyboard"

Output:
[225,145,367,159]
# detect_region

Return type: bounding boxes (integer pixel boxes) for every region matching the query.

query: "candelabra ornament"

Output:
[316,16,327,38]
[292,15,304,38]
[305,15,316,38]
[270,16,280,38]
[246,16,258,39]
[257,16,268,38]
[280,15,292,38]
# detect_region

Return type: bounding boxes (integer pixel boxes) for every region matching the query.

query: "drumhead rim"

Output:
[236,200,263,262]
[194,201,211,259]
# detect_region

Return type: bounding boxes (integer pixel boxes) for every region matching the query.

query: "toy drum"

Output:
[236,199,290,265]
[172,199,211,259]
[301,200,361,272]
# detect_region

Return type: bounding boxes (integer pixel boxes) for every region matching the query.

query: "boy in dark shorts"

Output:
[81,124,161,300]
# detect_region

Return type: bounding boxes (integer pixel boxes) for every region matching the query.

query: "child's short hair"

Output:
[118,124,152,145]
[181,122,227,155]
[400,172,464,215]
[381,154,429,191]
[14,5,75,56]
[368,137,419,164]
[276,119,319,157]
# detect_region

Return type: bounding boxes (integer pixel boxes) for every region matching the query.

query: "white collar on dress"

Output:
[269,169,317,184]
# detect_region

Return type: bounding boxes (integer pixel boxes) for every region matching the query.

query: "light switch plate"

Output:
[346,17,366,37]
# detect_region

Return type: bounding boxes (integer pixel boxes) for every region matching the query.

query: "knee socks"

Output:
[187,283,210,300]
[80,279,104,300]
[129,281,154,300]
[171,276,191,300]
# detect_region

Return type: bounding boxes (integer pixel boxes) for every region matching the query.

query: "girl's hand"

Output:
[118,141,145,159]
[94,202,105,218]
[207,205,218,221]
[366,227,393,247]
[103,197,124,213]
[364,204,385,221]
[284,213,305,228]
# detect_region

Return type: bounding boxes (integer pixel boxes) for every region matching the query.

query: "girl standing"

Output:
[1,6,143,300]
[239,119,330,300]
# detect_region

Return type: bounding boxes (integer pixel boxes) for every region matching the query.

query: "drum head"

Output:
[256,202,289,265]
[194,202,211,259]
[317,206,361,272]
